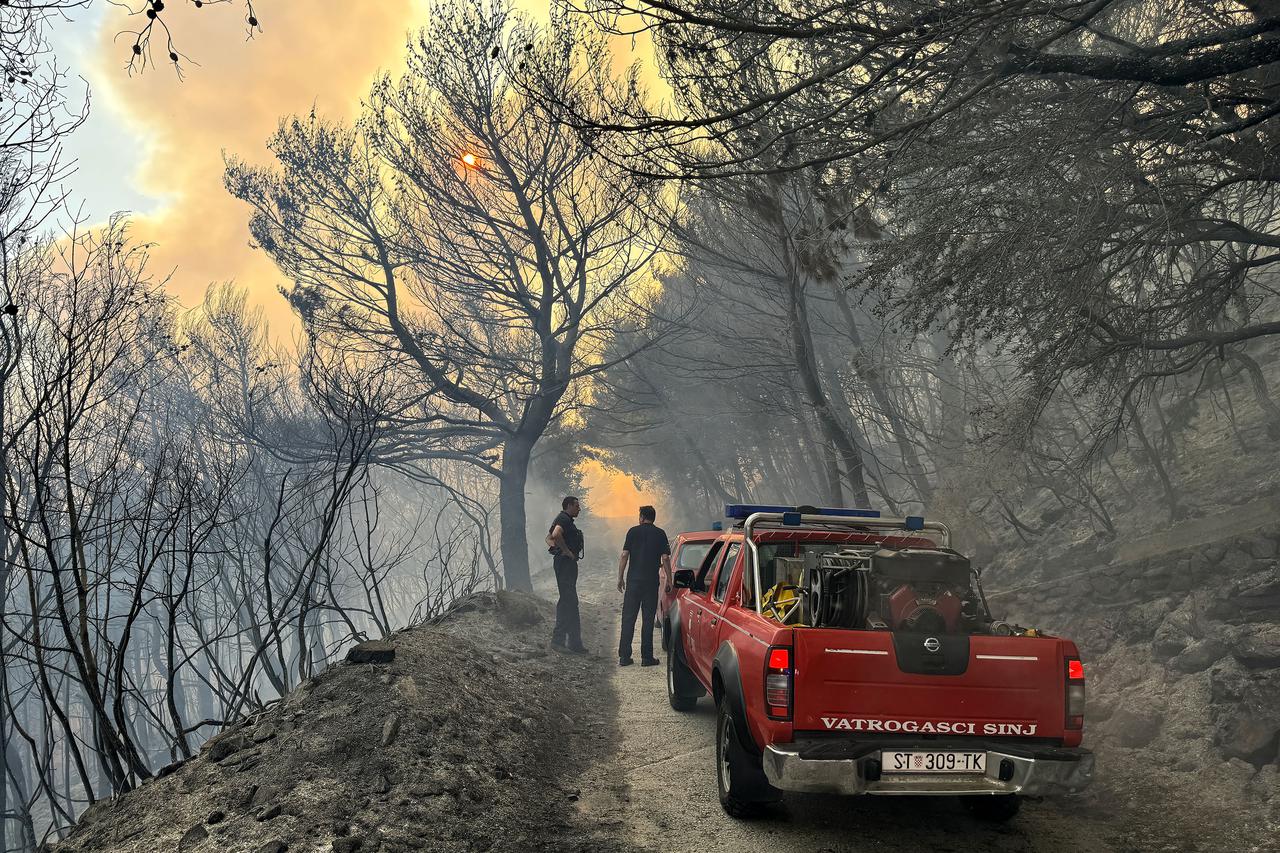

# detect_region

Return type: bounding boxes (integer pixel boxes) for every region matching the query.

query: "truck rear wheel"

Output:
[667,648,699,711]
[715,701,779,819]
[964,794,1022,822]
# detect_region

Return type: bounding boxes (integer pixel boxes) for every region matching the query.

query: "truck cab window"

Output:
[714,543,740,602]
[694,541,723,592]
[676,542,713,571]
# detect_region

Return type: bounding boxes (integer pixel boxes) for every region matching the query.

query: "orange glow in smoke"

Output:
[577,460,666,520]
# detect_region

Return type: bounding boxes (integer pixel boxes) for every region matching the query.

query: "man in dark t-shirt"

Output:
[616,505,671,667]
[546,496,587,654]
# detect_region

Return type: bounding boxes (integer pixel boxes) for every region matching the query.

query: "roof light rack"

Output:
[725,504,881,521]
[731,507,952,616]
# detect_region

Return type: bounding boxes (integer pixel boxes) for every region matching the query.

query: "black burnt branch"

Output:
[110,0,263,74]
[1005,28,1280,86]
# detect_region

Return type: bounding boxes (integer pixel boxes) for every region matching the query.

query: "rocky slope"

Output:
[986,506,1280,850]
[48,591,635,853]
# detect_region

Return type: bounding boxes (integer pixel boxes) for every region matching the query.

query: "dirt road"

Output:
[561,562,1126,853]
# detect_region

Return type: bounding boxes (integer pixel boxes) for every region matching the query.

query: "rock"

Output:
[1219,546,1256,574]
[156,760,185,778]
[206,732,251,763]
[1242,535,1277,560]
[347,640,396,665]
[374,773,392,794]
[1230,623,1280,668]
[1209,660,1250,704]
[1124,597,1174,643]
[257,804,282,821]
[1231,567,1280,614]
[257,842,288,853]
[1170,638,1228,673]
[496,590,542,628]
[1211,657,1280,765]
[220,748,258,766]
[250,785,278,809]
[1152,630,1189,662]
[1152,601,1197,661]
[1203,542,1230,565]
[251,723,278,743]
[178,824,208,851]
[333,838,364,853]
[206,810,226,825]
[382,713,401,747]
[1105,707,1164,748]
[1086,695,1116,723]
[238,783,260,809]
[1218,716,1280,765]
[1247,764,1280,802]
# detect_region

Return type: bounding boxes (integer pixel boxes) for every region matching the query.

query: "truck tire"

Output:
[964,794,1022,822]
[715,700,779,818]
[667,648,699,712]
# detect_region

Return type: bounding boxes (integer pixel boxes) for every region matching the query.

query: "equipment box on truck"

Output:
[662,505,1093,820]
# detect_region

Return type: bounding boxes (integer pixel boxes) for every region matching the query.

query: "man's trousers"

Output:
[619,575,659,660]
[552,556,582,648]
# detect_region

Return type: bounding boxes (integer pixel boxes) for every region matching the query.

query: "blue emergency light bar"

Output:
[724,504,882,521]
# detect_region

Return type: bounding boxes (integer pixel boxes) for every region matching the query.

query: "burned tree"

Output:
[226,3,664,589]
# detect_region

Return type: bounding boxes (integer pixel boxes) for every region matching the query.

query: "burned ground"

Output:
[48,591,637,853]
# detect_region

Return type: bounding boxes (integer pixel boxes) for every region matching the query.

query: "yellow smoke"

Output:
[86,1,666,335]
[86,0,423,331]
[578,459,667,520]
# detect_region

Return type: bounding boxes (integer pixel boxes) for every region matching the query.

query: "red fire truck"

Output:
[661,505,1092,820]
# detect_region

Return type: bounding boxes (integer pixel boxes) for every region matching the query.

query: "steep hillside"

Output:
[978,391,1280,849]
[48,592,633,853]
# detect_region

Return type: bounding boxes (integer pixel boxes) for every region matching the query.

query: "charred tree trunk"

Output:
[498,434,535,592]
[781,258,870,506]
[830,285,934,505]
[1127,400,1183,522]
[1229,350,1280,439]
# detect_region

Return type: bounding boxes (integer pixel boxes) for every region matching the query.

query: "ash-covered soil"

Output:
[49,590,639,853]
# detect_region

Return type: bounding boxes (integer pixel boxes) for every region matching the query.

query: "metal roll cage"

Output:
[742,512,953,615]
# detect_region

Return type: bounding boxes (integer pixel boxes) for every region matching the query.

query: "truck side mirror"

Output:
[673,569,695,588]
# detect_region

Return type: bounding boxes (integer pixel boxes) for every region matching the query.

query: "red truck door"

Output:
[682,540,724,672]
[695,541,740,683]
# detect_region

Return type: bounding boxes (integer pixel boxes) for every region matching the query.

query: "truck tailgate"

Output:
[792,629,1069,740]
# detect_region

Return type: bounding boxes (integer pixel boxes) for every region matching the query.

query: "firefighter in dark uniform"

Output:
[616,505,671,667]
[547,496,588,654]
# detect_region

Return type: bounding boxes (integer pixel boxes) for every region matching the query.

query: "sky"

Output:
[49,0,660,338]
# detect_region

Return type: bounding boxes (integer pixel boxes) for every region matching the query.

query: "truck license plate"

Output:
[882,750,986,773]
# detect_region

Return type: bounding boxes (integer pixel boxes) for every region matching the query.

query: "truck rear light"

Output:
[1065,657,1085,730]
[765,645,792,720]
